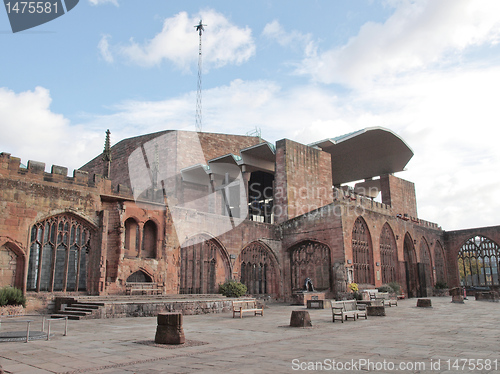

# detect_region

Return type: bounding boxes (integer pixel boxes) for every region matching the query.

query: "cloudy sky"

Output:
[1,0,499,231]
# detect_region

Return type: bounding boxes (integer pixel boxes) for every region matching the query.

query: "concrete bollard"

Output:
[155,313,185,345]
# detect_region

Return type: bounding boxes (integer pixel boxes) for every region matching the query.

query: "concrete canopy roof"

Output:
[309,127,414,185]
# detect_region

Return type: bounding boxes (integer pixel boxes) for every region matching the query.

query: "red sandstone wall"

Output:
[0,152,104,293]
[274,139,333,223]
[380,174,418,218]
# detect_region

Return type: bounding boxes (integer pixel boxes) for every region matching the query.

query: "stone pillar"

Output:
[290,310,312,327]
[155,313,185,344]
[416,299,432,308]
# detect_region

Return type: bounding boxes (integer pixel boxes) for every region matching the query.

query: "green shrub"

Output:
[377,285,393,293]
[387,282,401,295]
[434,281,448,289]
[219,280,248,298]
[0,286,26,307]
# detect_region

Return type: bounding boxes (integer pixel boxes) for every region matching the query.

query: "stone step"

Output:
[64,307,95,313]
[72,302,104,308]
[51,313,82,321]
[57,310,92,317]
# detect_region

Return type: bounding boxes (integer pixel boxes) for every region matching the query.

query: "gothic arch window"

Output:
[124,218,140,257]
[420,238,433,289]
[289,241,331,291]
[239,242,279,296]
[403,233,418,298]
[352,217,373,285]
[180,236,230,294]
[27,213,92,292]
[434,241,447,284]
[458,236,500,287]
[141,220,157,259]
[379,223,398,284]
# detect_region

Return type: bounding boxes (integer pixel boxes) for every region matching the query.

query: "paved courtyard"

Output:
[0,297,499,373]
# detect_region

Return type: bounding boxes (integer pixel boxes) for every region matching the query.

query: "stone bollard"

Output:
[416,299,432,308]
[290,310,312,327]
[366,305,385,316]
[155,313,185,345]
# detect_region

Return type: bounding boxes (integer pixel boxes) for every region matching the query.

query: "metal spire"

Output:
[195,20,206,133]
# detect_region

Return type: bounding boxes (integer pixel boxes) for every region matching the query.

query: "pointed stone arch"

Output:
[239,241,280,297]
[403,232,418,298]
[126,269,153,283]
[352,216,374,285]
[379,223,398,284]
[458,235,500,287]
[0,240,25,290]
[179,234,231,294]
[434,241,447,284]
[419,237,433,296]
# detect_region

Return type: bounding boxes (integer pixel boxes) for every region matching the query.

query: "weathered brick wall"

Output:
[274,139,333,223]
[0,152,104,293]
[380,174,418,218]
[340,197,443,295]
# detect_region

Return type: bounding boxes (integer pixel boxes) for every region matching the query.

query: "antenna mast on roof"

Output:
[195,20,206,133]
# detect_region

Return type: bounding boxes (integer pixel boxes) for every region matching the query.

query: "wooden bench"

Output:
[331,300,367,323]
[378,292,398,307]
[232,300,264,318]
[125,282,163,295]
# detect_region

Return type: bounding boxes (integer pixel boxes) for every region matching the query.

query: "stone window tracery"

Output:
[380,223,398,284]
[240,242,279,296]
[352,217,373,285]
[27,214,92,292]
[290,241,330,291]
[180,237,229,294]
[458,236,500,287]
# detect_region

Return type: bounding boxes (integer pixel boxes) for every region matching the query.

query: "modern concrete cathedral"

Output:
[1,127,499,304]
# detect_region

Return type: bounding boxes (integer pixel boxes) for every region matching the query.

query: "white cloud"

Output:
[98,34,114,63]
[88,0,118,6]
[262,20,315,55]
[0,87,101,172]
[298,0,500,86]
[106,10,255,70]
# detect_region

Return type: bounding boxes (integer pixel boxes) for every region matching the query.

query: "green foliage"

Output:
[387,282,401,295]
[219,280,248,298]
[0,286,26,307]
[434,281,448,289]
[377,285,393,293]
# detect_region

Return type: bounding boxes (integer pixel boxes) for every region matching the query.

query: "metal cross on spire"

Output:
[195,20,206,133]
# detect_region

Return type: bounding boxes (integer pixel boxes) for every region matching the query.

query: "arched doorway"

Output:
[404,233,418,298]
[179,235,231,294]
[352,217,374,285]
[239,242,280,297]
[27,213,93,292]
[126,270,152,283]
[458,236,500,287]
[289,241,331,292]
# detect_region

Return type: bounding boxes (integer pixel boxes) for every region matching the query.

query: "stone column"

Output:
[155,313,185,344]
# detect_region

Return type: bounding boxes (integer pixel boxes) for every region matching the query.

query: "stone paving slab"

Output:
[1,297,499,373]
